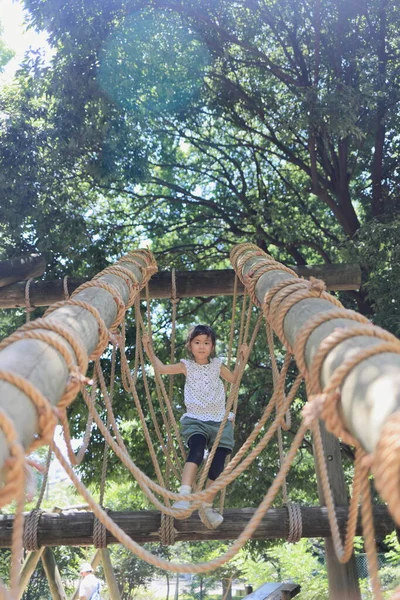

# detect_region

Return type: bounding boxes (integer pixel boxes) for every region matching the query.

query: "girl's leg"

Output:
[205,447,231,500]
[182,433,207,485]
[181,461,199,486]
[173,435,207,510]
[199,447,231,528]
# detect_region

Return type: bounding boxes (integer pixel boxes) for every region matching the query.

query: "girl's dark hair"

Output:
[185,324,216,356]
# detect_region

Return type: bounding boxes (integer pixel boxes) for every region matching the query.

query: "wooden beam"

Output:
[0,254,46,288]
[230,244,400,599]
[0,507,393,547]
[0,264,361,309]
[231,245,400,459]
[315,423,361,599]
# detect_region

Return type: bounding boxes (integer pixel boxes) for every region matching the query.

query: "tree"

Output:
[0,0,395,324]
[0,20,15,73]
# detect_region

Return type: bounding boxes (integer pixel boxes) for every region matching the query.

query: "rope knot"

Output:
[302,394,327,426]
[109,332,122,346]
[309,277,326,294]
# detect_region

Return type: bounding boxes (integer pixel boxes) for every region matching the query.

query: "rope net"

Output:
[0,244,398,599]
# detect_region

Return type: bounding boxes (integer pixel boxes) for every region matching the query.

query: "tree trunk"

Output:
[222,578,233,600]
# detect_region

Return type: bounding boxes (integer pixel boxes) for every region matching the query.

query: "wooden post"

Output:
[18,548,45,599]
[41,547,67,600]
[0,250,155,478]
[229,244,400,600]
[0,264,361,309]
[100,549,121,600]
[315,423,361,599]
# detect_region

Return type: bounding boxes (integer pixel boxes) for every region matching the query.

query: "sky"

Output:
[0,0,50,82]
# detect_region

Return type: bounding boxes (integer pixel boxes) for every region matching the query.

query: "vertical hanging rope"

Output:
[24,279,34,323]
[226,274,238,373]
[63,275,70,300]
[99,343,117,507]
[165,268,179,503]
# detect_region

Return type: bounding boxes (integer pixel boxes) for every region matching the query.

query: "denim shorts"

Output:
[181,416,234,451]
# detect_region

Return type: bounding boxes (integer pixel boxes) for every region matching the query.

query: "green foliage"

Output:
[345,216,400,336]
[269,540,329,600]
[0,21,15,73]
[109,545,156,598]
[98,8,209,117]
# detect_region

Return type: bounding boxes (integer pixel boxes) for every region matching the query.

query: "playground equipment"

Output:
[0,243,398,599]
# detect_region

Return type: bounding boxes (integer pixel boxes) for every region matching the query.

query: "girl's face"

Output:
[189,334,214,364]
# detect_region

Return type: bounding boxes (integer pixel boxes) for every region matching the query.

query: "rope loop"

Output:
[373,411,400,526]
[160,514,176,546]
[94,265,139,309]
[93,509,110,548]
[0,409,26,508]
[286,502,303,543]
[63,275,70,299]
[23,508,43,551]
[45,299,109,361]
[0,318,89,410]
[72,280,126,332]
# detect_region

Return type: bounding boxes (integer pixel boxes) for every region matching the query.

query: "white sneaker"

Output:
[200,504,224,528]
[172,499,191,510]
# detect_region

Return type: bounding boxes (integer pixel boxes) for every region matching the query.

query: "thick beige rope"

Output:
[51,417,310,574]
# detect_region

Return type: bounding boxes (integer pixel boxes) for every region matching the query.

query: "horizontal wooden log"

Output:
[0,506,393,547]
[0,264,361,309]
[0,254,46,288]
[232,245,400,455]
[0,250,154,479]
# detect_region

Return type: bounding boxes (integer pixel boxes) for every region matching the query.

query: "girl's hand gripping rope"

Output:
[238,343,250,361]
[142,335,152,356]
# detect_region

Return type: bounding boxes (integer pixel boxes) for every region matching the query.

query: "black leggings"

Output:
[186,434,231,481]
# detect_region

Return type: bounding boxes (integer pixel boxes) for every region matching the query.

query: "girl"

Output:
[142,324,249,528]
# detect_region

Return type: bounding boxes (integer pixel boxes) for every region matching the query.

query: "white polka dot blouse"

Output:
[180,358,228,422]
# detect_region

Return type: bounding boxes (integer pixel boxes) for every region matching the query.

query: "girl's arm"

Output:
[142,335,186,375]
[220,344,250,384]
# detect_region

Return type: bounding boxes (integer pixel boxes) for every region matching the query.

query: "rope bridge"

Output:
[0,244,398,600]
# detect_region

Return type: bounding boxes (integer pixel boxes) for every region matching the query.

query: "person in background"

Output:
[79,563,102,600]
